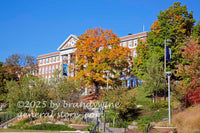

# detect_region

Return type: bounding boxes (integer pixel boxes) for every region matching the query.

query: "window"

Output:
[39,68,41,75]
[46,58,48,63]
[134,40,137,47]
[134,51,137,57]
[108,45,111,49]
[49,66,51,73]
[52,66,55,72]
[49,58,51,63]
[40,60,42,65]
[123,42,126,47]
[56,65,58,70]
[129,41,132,48]
[46,66,48,73]
[56,56,59,62]
[43,59,45,64]
[42,68,44,74]
[49,76,51,82]
[53,57,55,62]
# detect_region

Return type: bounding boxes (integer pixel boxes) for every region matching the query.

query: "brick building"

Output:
[37,32,148,84]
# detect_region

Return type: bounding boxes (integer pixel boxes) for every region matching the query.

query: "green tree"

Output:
[191,20,200,45]
[49,70,81,115]
[0,62,13,103]
[101,88,136,121]
[0,62,7,103]
[142,54,164,103]
[6,75,50,113]
[147,2,196,71]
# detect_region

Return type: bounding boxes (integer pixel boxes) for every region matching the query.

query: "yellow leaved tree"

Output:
[74,28,131,98]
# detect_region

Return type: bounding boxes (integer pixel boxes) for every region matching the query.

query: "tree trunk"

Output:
[94,82,99,99]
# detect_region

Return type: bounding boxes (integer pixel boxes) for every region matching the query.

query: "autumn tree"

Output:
[132,39,149,78]
[5,54,37,79]
[74,28,131,98]
[147,2,195,71]
[174,41,200,107]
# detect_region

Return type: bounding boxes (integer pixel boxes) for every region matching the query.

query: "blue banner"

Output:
[166,46,171,62]
[63,64,68,76]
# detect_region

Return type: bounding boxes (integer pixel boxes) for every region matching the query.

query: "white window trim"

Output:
[52,66,55,72]
[128,41,132,48]
[134,40,137,47]
[123,42,126,47]
[49,66,51,73]
[46,67,48,73]
[49,58,51,63]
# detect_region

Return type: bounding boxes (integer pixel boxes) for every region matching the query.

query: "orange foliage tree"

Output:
[74,28,131,98]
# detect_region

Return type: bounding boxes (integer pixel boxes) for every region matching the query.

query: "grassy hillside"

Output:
[173,104,200,133]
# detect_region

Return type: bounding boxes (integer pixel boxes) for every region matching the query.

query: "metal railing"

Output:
[0,113,15,124]
[104,113,111,132]
[117,118,127,133]
[146,123,150,133]
[91,117,99,133]
[0,112,16,128]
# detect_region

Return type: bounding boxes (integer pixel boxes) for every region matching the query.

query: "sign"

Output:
[166,46,171,62]
[63,64,68,76]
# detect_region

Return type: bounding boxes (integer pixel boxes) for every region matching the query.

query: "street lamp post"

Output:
[105,71,110,91]
[166,71,172,125]
[164,39,172,100]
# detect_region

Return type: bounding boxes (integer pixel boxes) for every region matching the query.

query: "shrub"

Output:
[24,123,76,131]
[0,112,16,124]
[149,101,168,110]
[100,88,137,121]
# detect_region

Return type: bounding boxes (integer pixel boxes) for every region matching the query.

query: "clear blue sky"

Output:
[0,0,199,63]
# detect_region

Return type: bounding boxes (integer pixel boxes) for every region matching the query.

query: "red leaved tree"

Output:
[175,39,200,107]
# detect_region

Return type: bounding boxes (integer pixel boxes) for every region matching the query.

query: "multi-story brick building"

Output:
[37,32,148,85]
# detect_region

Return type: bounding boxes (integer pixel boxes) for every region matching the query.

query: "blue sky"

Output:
[0,0,199,63]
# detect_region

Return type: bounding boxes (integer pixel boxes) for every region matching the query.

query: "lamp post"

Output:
[165,71,172,125]
[164,39,172,100]
[105,71,110,91]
